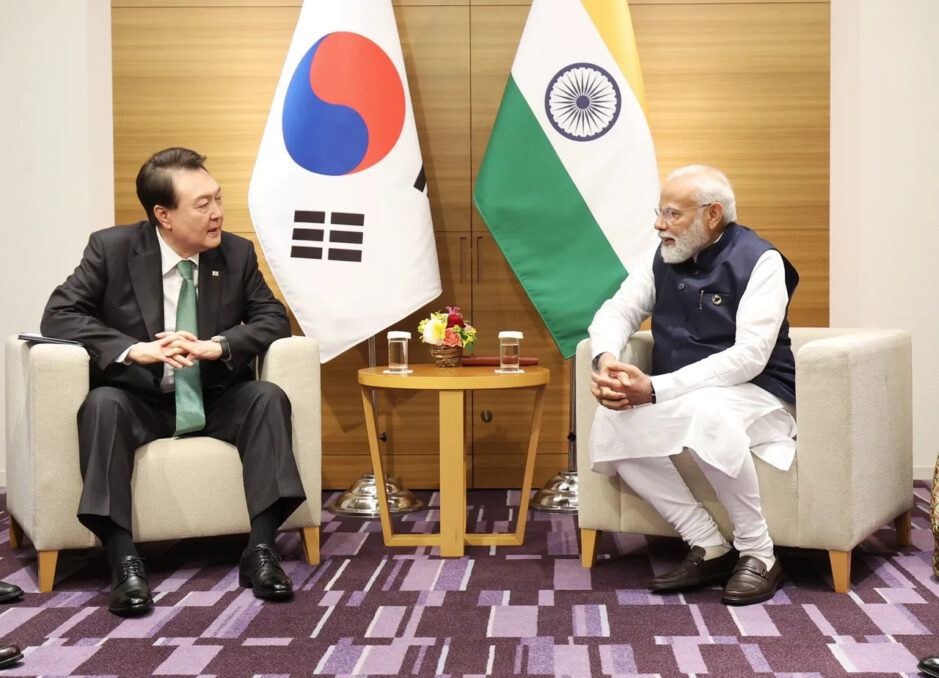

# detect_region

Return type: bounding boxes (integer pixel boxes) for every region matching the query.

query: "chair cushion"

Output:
[131,437,251,542]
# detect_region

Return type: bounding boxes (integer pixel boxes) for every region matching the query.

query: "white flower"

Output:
[422,317,446,345]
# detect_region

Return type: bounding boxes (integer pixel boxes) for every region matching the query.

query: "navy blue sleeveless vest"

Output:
[651,223,799,404]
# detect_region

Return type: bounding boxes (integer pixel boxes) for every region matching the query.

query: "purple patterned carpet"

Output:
[0,484,936,677]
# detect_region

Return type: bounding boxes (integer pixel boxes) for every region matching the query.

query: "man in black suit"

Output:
[41,147,307,616]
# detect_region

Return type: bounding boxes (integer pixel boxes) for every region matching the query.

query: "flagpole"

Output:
[531,357,578,513]
[328,335,423,517]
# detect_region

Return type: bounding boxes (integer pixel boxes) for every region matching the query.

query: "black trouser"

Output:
[76,380,306,536]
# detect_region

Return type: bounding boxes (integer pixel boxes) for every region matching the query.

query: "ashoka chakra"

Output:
[545,62,621,141]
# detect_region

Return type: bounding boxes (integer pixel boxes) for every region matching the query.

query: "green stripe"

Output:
[473,75,626,359]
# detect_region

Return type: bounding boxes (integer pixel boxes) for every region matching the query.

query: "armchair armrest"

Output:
[5,337,95,549]
[620,330,654,373]
[259,336,322,525]
[793,329,913,549]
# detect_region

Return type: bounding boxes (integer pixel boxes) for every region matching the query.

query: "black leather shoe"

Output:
[0,581,23,604]
[109,555,153,617]
[721,555,784,605]
[918,655,939,678]
[649,546,738,592]
[239,544,293,601]
[0,641,22,669]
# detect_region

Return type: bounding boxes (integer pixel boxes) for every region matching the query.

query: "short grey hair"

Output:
[666,165,737,225]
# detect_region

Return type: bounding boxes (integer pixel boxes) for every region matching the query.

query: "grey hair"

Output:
[666,165,737,225]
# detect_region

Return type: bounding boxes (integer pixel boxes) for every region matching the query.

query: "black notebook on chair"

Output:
[17,332,82,347]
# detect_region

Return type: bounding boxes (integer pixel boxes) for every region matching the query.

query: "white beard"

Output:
[660,214,711,264]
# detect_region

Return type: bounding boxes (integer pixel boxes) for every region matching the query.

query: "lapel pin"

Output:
[212,270,220,277]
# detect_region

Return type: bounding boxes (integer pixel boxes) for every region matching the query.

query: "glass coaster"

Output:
[382,369,413,375]
[493,368,525,374]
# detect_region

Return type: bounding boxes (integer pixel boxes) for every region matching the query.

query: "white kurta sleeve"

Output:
[651,250,789,402]
[588,246,657,363]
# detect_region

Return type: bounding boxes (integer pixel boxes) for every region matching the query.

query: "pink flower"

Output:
[443,327,461,347]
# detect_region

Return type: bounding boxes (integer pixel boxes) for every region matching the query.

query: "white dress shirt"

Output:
[117,227,200,392]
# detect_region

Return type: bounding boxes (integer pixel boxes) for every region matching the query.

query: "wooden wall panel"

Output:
[113,1,826,6]
[111,4,469,235]
[113,1,470,6]
[632,2,830,326]
[378,234,472,457]
[468,5,528,180]
[112,0,830,489]
[397,6,471,232]
[112,7,297,232]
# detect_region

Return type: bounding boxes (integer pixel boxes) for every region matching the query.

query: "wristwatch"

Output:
[211,335,232,362]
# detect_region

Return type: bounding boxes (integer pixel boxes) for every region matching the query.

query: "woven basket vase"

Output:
[429,344,462,367]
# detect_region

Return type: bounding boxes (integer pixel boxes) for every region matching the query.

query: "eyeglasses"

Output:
[654,203,713,225]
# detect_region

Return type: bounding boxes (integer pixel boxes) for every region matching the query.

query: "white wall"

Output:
[830,0,939,479]
[0,1,113,483]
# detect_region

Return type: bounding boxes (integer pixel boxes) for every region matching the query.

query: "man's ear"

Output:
[153,205,171,229]
[705,202,724,232]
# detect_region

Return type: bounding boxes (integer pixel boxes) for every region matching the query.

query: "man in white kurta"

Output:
[589,165,796,605]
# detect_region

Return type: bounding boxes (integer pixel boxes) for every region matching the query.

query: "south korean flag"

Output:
[249,0,441,362]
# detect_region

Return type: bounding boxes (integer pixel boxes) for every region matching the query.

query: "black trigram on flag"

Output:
[290,210,364,262]
[414,165,426,193]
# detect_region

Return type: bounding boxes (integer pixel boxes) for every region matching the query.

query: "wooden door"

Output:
[468,233,573,488]
[322,231,472,490]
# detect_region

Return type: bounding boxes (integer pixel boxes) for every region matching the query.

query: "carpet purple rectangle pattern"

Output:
[0,485,936,677]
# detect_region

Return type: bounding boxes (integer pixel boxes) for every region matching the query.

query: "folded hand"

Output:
[590,355,653,410]
[128,331,222,368]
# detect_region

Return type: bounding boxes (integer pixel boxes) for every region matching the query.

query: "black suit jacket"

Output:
[41,220,290,399]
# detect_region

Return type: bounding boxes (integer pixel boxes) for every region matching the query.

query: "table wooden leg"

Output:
[438,390,466,557]
[361,386,394,545]
[513,385,546,542]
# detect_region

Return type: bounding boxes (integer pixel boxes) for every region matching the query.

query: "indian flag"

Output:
[473,0,659,358]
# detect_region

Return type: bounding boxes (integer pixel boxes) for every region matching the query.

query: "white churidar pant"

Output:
[590,383,797,558]
[612,450,771,556]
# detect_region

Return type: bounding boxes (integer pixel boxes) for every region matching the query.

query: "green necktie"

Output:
[174,260,205,435]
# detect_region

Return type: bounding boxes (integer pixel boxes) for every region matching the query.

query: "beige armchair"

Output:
[576,328,913,593]
[5,335,322,592]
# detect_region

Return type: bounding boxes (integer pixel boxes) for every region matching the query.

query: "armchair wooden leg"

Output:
[300,526,320,566]
[894,508,913,547]
[8,518,23,549]
[581,529,599,568]
[829,549,852,593]
[38,550,59,593]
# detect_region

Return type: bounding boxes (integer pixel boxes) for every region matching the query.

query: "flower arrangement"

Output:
[418,306,477,353]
